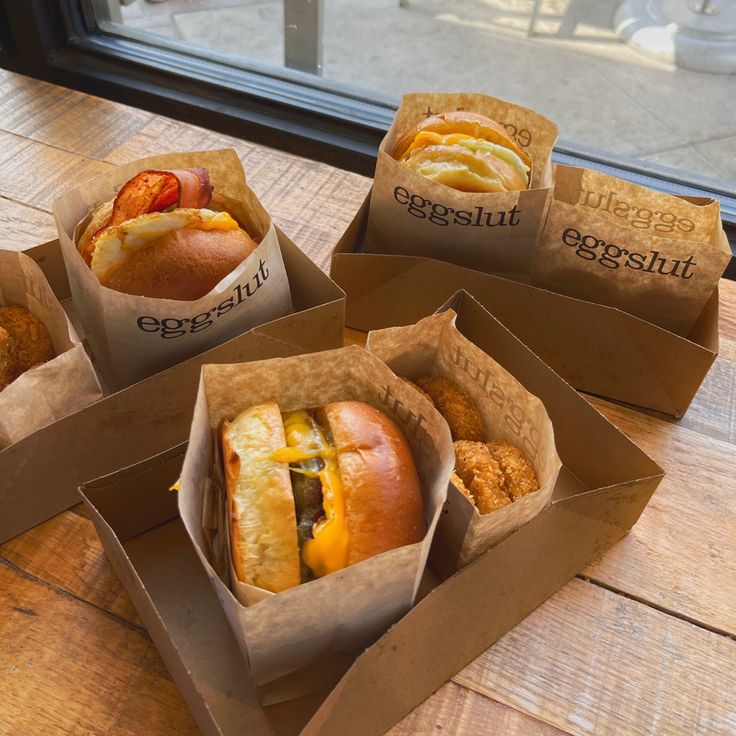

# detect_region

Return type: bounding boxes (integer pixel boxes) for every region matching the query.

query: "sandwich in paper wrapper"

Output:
[0,249,102,448]
[52,149,292,390]
[532,164,730,336]
[178,346,453,703]
[366,92,558,277]
[367,310,561,572]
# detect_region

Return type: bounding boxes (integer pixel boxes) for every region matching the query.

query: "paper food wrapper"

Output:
[178,346,454,702]
[0,250,102,449]
[52,149,292,391]
[367,310,561,572]
[531,165,730,336]
[366,92,558,277]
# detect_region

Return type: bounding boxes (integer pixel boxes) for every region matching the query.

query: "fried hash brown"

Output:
[453,440,511,514]
[488,440,539,500]
[416,376,485,441]
[401,377,435,406]
[0,327,16,391]
[0,305,54,391]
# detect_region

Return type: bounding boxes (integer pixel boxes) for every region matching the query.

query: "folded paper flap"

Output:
[0,250,103,448]
[367,310,561,567]
[21,239,73,301]
[554,164,721,242]
[386,92,558,181]
[533,195,727,337]
[369,94,557,275]
[0,249,77,352]
[179,346,454,691]
[52,149,293,389]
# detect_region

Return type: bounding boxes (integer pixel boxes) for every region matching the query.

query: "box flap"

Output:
[302,502,628,736]
[447,291,663,490]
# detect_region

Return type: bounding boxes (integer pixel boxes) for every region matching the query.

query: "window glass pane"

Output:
[93,0,736,188]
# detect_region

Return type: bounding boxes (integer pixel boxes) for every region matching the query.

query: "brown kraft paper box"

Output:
[80,290,663,736]
[0,249,102,448]
[178,346,454,702]
[52,149,292,391]
[366,310,561,571]
[532,164,730,336]
[0,229,344,545]
[366,92,558,277]
[331,191,719,418]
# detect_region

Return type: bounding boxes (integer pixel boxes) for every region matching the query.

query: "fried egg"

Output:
[406,132,530,187]
[90,208,240,284]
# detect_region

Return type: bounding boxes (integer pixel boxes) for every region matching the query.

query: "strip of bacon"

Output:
[90,168,213,246]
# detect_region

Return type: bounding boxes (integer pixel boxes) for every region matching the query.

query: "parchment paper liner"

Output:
[366,92,559,277]
[52,149,292,391]
[178,346,454,701]
[0,249,102,448]
[367,310,561,572]
[531,165,730,336]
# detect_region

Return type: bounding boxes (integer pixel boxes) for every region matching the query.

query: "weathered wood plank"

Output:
[388,681,571,735]
[0,195,57,251]
[719,278,736,362]
[671,356,736,444]
[0,562,198,736]
[0,69,153,159]
[0,130,112,211]
[454,577,736,736]
[103,114,252,165]
[581,397,736,635]
[0,510,141,626]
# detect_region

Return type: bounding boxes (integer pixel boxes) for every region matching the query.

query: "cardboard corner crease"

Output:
[0,249,102,448]
[178,345,454,702]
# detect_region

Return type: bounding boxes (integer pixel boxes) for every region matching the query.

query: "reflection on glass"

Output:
[95,0,736,186]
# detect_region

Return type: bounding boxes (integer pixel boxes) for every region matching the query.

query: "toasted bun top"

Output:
[75,192,258,301]
[321,401,425,566]
[394,111,529,165]
[222,402,301,593]
[103,225,257,301]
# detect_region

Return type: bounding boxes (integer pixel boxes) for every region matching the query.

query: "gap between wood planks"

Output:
[0,555,147,636]
[578,573,736,642]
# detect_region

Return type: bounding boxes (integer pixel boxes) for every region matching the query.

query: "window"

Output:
[1,0,735,241]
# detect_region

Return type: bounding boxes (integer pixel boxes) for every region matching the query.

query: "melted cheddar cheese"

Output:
[270,411,349,578]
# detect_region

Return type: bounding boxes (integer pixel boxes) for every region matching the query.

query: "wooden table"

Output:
[1,68,735,736]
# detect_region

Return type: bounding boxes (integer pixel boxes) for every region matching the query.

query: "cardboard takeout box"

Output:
[81,290,663,736]
[332,191,719,418]
[0,232,344,544]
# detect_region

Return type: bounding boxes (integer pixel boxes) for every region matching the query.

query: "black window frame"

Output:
[1,0,734,276]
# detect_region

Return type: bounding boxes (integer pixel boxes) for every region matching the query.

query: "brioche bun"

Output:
[394,110,531,193]
[222,400,425,593]
[77,192,258,301]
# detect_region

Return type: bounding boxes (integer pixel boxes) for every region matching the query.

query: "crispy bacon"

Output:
[90,168,213,246]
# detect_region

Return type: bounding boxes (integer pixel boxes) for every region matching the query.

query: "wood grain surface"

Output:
[0,68,734,736]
